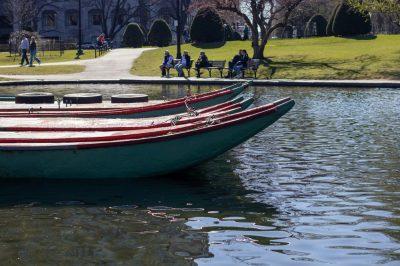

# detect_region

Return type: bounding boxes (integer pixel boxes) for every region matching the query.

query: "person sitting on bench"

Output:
[227,50,242,78]
[195,51,211,78]
[232,49,249,78]
[175,50,191,77]
[160,50,174,77]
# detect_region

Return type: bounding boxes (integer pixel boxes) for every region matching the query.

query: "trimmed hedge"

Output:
[305,15,328,37]
[332,2,372,36]
[327,4,340,36]
[148,19,172,47]
[190,7,224,43]
[232,31,242,41]
[123,23,145,48]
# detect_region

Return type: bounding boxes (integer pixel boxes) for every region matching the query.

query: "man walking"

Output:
[20,35,29,66]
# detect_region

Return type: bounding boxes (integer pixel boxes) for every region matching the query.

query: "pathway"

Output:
[0,48,154,80]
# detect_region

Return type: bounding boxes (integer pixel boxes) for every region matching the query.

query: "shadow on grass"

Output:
[261,54,381,79]
[377,69,400,79]
[192,41,226,49]
[343,34,377,40]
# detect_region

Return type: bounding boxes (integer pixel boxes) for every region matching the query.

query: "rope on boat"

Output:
[170,115,182,126]
[56,98,62,109]
[205,115,221,126]
[184,98,199,117]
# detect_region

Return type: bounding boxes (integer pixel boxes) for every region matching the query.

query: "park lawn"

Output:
[131,35,400,80]
[0,50,104,66]
[0,65,85,75]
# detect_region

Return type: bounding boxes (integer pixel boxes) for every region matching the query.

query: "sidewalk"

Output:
[0,48,154,80]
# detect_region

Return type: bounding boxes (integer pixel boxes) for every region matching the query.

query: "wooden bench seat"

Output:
[241,59,261,78]
[195,60,226,78]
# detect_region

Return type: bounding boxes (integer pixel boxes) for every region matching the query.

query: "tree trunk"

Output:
[251,32,263,59]
[253,45,262,59]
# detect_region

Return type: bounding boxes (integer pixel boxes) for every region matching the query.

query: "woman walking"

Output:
[29,36,41,67]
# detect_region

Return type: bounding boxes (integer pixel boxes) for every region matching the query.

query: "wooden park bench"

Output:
[240,59,261,78]
[195,60,226,78]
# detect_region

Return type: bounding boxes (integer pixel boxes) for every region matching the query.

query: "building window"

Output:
[89,10,102,26]
[42,11,57,28]
[66,10,78,26]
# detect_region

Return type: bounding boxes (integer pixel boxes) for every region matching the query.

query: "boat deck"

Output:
[0,100,165,111]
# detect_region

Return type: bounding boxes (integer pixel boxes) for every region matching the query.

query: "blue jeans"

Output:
[175,64,187,77]
[20,49,29,65]
[29,50,41,66]
[233,63,244,76]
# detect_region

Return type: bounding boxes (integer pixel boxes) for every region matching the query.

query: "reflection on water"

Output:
[0,85,399,265]
[0,83,218,101]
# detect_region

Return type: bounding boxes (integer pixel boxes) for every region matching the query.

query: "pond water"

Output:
[0,84,399,265]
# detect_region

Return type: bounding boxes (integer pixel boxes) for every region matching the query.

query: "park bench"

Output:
[166,59,194,77]
[195,60,226,78]
[240,59,261,78]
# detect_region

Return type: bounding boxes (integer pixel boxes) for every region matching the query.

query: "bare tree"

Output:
[193,0,305,59]
[3,0,37,31]
[284,0,338,37]
[2,0,64,32]
[164,0,192,27]
[87,0,162,39]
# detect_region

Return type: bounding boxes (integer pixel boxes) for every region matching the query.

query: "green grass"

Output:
[0,65,85,75]
[0,50,104,66]
[131,35,400,80]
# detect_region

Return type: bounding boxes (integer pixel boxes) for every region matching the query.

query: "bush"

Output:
[147,19,172,47]
[332,2,372,36]
[190,7,224,43]
[305,15,328,37]
[122,23,145,48]
[232,31,242,41]
[327,4,340,36]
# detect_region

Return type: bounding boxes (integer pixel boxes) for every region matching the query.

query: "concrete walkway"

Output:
[1,76,400,88]
[0,48,154,80]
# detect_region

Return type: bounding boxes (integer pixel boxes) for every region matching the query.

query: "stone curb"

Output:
[0,78,399,88]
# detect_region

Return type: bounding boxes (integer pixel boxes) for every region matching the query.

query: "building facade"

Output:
[0,0,172,46]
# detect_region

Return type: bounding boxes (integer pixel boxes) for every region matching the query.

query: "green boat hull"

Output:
[0,101,294,179]
[101,85,247,119]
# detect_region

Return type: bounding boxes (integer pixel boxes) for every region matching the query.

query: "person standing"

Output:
[29,36,41,67]
[175,51,191,77]
[20,35,29,66]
